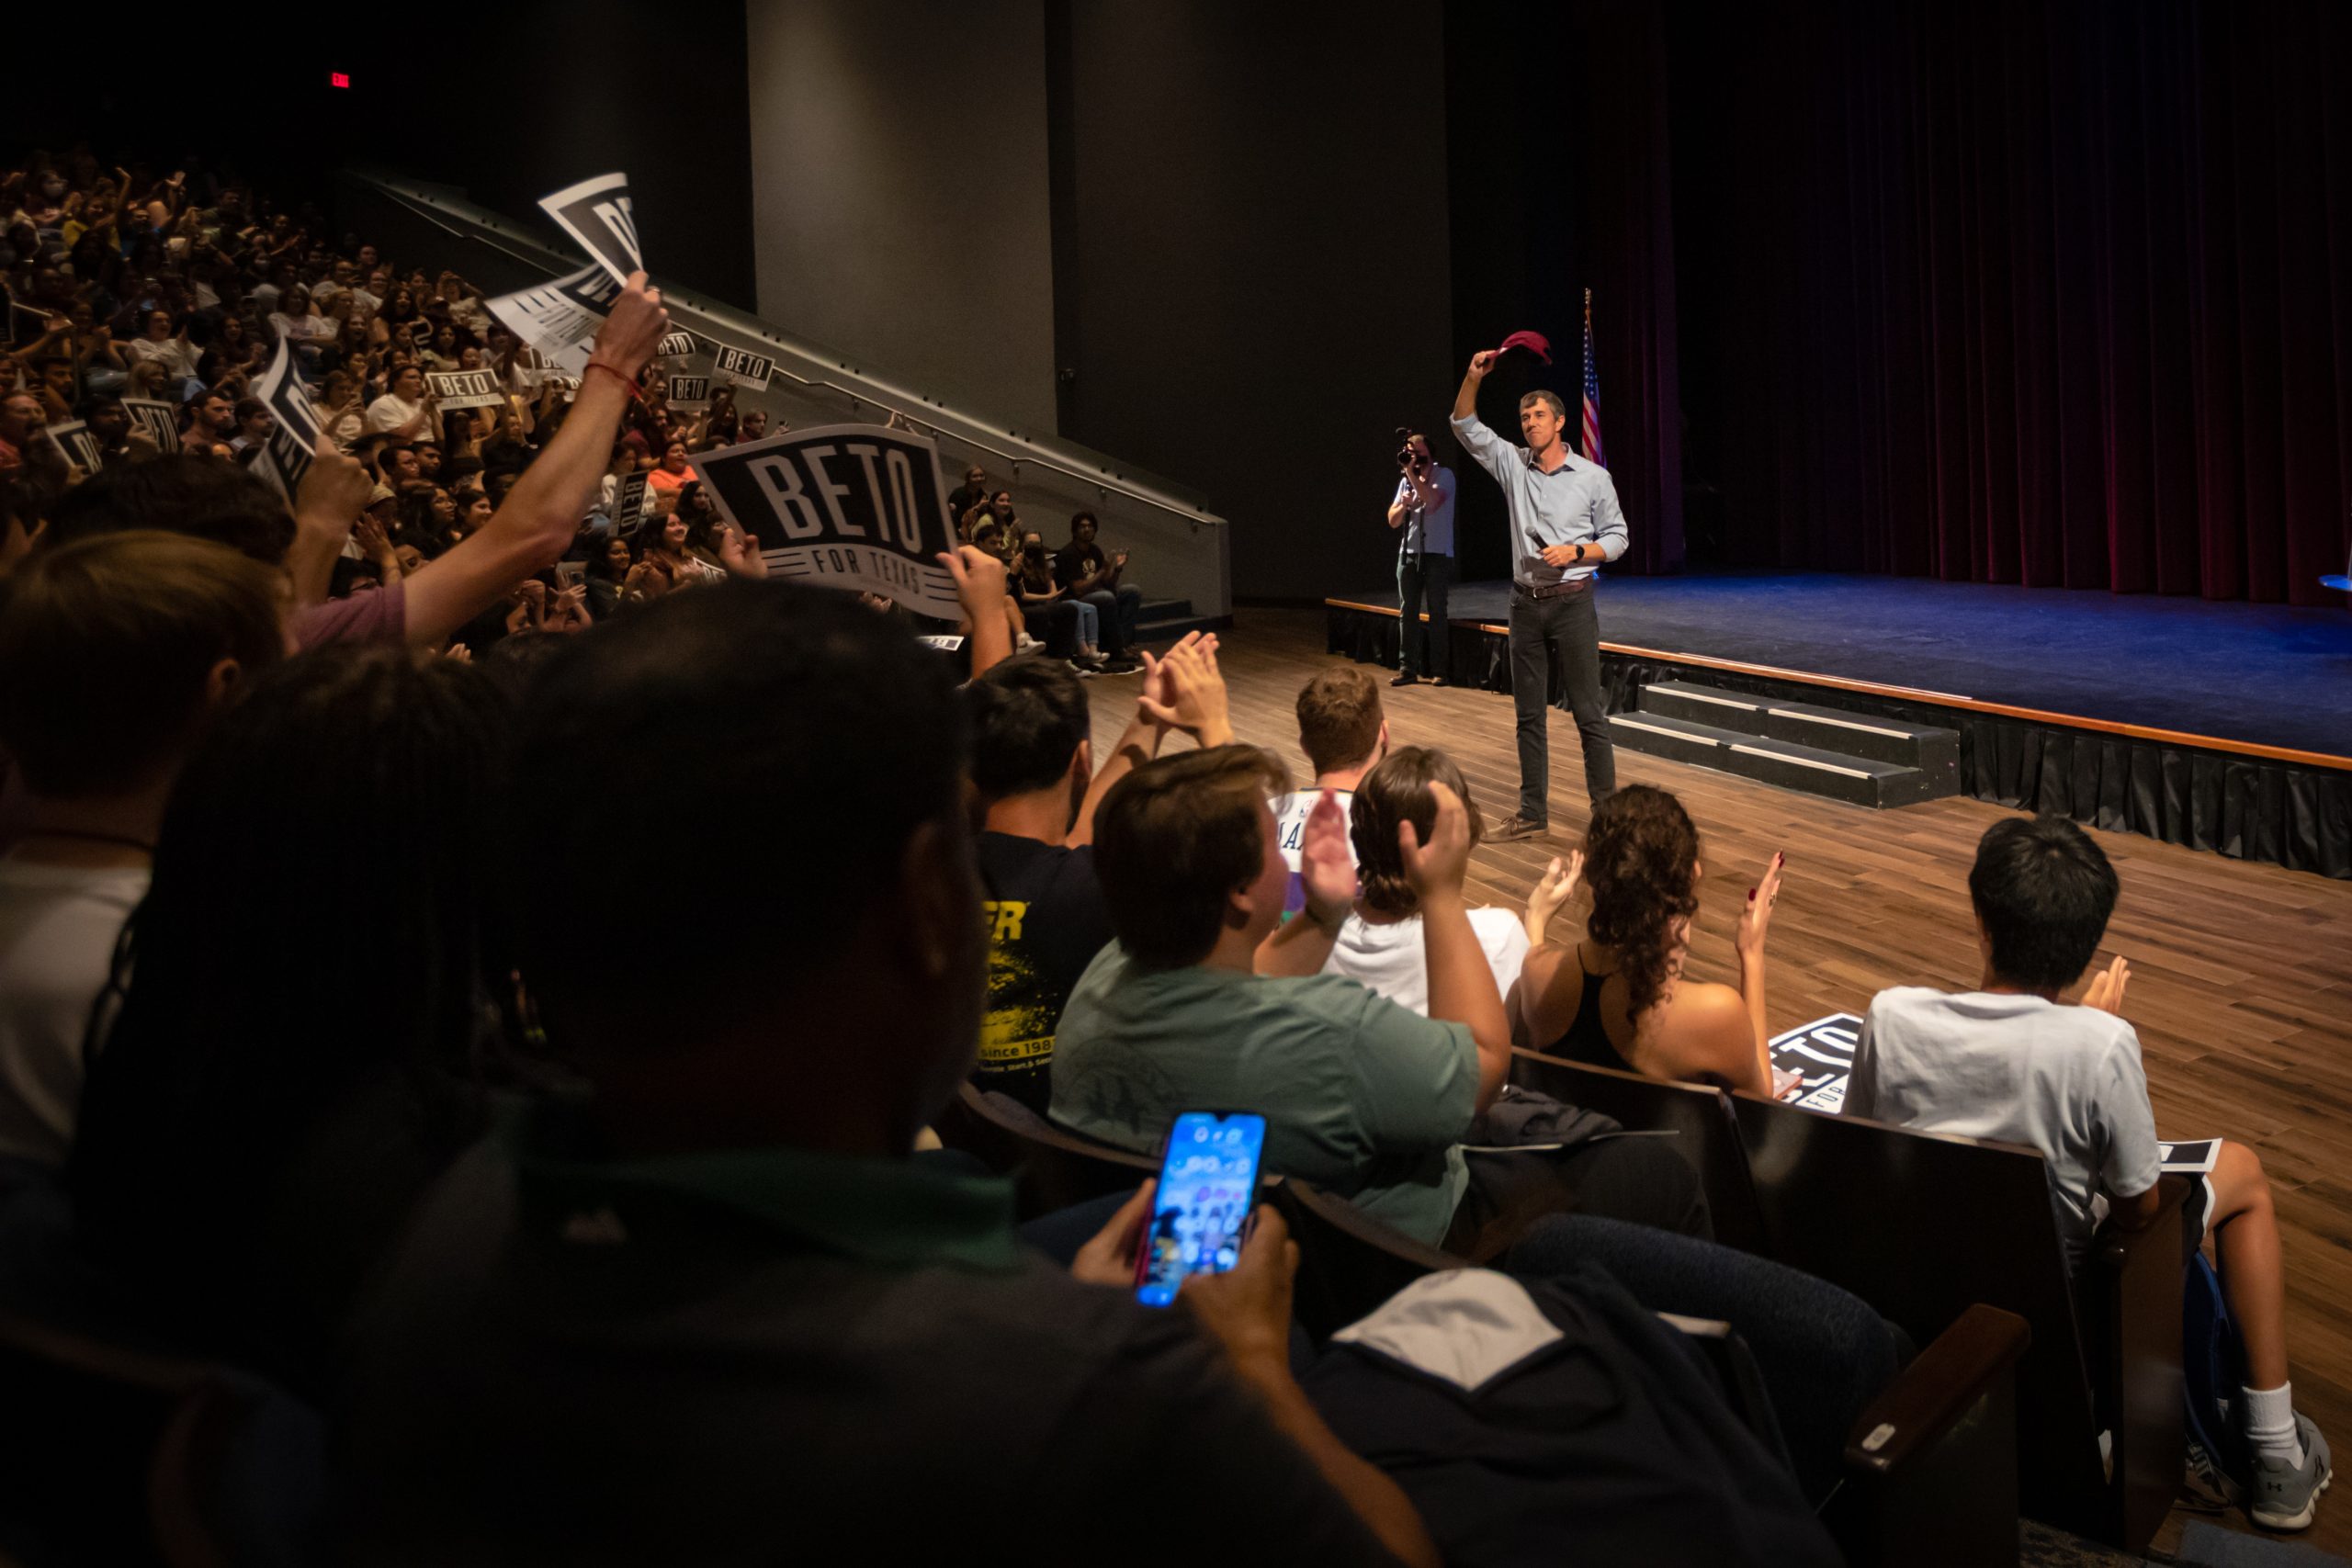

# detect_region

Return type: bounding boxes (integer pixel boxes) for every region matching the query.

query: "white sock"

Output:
[2245,1382,2305,1468]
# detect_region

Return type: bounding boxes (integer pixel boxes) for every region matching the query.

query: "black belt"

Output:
[1517,578,1593,602]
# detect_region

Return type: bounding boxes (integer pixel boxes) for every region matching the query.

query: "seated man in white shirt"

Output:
[0,532,288,1178]
[1270,666,1385,918]
[1848,814,2328,1530]
[1324,747,1528,1015]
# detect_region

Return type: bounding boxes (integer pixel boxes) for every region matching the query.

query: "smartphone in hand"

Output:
[1136,1111,1268,1308]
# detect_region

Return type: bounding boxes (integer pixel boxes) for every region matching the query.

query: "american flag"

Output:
[1579,288,1605,468]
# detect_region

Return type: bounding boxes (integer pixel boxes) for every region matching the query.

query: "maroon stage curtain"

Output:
[1691,0,2352,605]
[1569,0,1687,577]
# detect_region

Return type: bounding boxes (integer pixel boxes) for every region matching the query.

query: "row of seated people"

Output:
[3,227,1872,1558]
[4,529,1914,1562]
[963,654,2331,1534]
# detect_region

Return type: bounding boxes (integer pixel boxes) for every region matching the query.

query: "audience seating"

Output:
[931,1084,1157,1219]
[1275,1179,2032,1568]
[1728,1091,2188,1554]
[0,1309,322,1568]
[1508,1047,1772,1254]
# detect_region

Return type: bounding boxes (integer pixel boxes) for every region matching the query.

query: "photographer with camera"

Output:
[1386,431,1456,686]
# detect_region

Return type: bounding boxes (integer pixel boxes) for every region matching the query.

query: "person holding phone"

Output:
[337,586,1439,1568]
[1054,663,1705,1255]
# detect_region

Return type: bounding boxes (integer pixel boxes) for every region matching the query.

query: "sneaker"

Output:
[1069,659,1102,678]
[1490,815,1547,842]
[2183,1434,2242,1509]
[1098,654,1144,674]
[2251,1414,2331,1531]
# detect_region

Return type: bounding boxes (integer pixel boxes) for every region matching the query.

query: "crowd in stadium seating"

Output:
[0,143,2331,1561]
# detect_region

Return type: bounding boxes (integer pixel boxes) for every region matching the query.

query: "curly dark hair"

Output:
[1581,784,1700,1021]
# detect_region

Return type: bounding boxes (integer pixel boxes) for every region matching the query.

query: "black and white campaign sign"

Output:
[1769,1012,1862,1113]
[613,470,651,536]
[688,423,962,618]
[122,398,180,453]
[425,368,505,410]
[538,173,640,289]
[658,331,698,362]
[665,374,710,411]
[711,344,774,389]
[44,420,101,474]
[251,335,325,502]
[487,261,623,374]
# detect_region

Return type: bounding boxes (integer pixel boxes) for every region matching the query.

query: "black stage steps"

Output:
[1134,597,1227,643]
[1611,682,1959,808]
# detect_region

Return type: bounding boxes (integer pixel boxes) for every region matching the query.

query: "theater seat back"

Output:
[1726,1095,2112,1529]
[1509,1048,1772,1254]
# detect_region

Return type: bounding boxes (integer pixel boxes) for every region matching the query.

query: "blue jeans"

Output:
[1077,584,1143,655]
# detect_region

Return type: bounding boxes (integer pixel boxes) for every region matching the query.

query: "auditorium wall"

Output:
[737,0,1452,603]
[743,0,1061,434]
[1050,0,1455,603]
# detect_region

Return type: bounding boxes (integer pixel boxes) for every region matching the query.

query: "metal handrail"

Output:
[345,172,1227,531]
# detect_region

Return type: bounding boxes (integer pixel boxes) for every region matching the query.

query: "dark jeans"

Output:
[1076,584,1143,655]
[1396,553,1453,679]
[1508,582,1614,824]
[1023,601,1082,658]
[1444,1135,1712,1262]
[1507,1214,1905,1501]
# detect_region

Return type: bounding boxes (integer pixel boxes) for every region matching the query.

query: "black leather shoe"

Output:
[1390,672,1419,687]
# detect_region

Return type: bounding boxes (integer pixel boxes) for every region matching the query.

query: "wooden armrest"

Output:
[2086,1173,2187,1551]
[2089,1173,2189,1273]
[1844,1304,2030,1474]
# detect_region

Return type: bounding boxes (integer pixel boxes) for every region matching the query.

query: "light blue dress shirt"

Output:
[1451,412,1628,588]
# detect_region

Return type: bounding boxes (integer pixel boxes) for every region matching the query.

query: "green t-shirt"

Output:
[1050,944,1478,1245]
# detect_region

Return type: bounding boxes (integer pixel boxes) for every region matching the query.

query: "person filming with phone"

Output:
[1386,431,1455,687]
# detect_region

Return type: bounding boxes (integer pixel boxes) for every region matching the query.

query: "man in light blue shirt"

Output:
[1450,349,1627,837]
[1385,434,1456,686]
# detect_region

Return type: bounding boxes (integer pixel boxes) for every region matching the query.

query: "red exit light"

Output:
[329,71,350,88]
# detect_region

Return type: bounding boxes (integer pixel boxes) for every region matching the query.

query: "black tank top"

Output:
[1545,948,1639,1074]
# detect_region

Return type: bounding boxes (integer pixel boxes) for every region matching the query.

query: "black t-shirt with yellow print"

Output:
[973,832,1115,1113]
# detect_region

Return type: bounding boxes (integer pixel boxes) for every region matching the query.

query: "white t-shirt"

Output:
[0,861,149,1166]
[366,393,433,435]
[124,334,199,379]
[1321,906,1530,1019]
[317,402,365,450]
[1846,987,2164,1269]
[271,311,335,344]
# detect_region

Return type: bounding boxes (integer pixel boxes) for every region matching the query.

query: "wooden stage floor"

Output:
[1086,609,2352,1559]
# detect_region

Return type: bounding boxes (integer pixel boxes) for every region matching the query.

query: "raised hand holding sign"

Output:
[689,423,965,618]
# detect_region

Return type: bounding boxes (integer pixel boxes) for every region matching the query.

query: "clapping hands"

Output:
[1137,634,1231,747]
[1296,787,1359,927]
[1398,783,1474,902]
[1524,850,1585,940]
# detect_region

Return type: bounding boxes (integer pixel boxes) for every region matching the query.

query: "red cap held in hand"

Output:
[1492,330,1553,365]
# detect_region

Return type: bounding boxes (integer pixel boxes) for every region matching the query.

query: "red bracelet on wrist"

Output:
[582,361,640,400]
